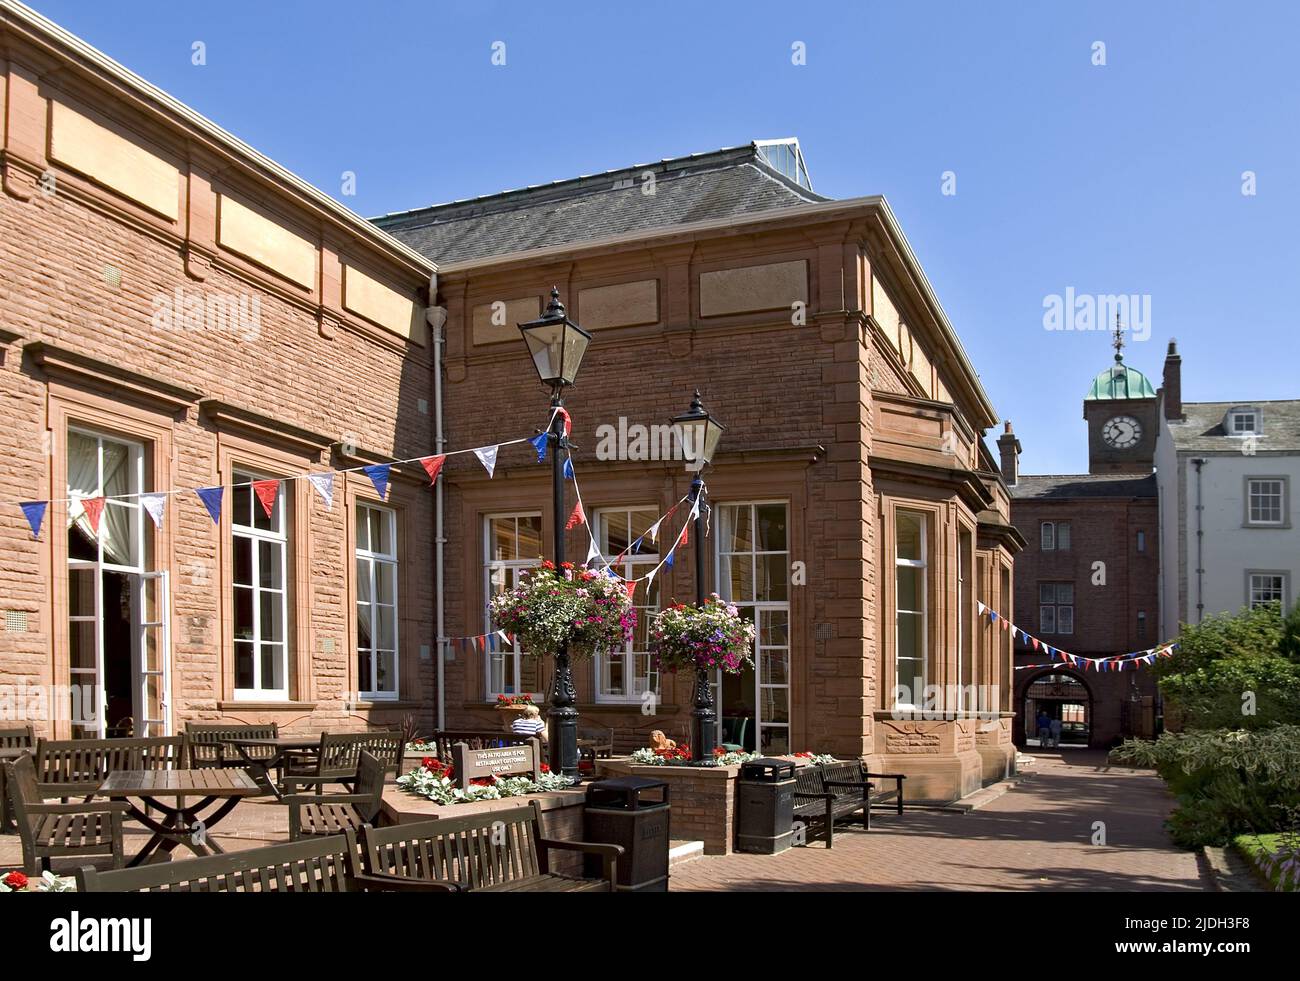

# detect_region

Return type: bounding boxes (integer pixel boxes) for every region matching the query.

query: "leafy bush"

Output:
[1111,726,1300,846]
[1159,603,1300,729]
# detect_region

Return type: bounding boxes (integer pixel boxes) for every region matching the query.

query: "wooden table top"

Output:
[99,768,261,797]
[220,736,320,749]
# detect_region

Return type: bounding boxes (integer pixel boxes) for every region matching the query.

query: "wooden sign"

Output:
[451,738,540,787]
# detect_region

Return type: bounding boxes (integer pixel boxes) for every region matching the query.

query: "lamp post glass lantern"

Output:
[672,391,725,762]
[519,287,592,390]
[517,287,591,782]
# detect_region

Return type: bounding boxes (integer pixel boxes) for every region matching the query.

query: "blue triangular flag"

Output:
[630,536,644,554]
[529,432,548,462]
[562,456,574,480]
[363,464,391,499]
[196,486,224,525]
[665,549,675,569]
[988,610,998,623]
[20,501,47,539]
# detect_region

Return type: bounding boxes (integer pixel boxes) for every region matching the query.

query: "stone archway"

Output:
[1016,670,1094,749]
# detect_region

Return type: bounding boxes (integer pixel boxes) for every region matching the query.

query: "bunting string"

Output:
[976,602,1177,672]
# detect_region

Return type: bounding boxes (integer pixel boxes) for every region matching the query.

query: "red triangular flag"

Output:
[252,479,279,518]
[680,523,689,546]
[81,497,105,535]
[624,580,638,599]
[420,455,445,485]
[565,500,585,530]
[1031,637,1040,651]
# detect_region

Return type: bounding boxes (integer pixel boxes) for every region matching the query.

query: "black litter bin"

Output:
[736,757,795,854]
[583,775,670,892]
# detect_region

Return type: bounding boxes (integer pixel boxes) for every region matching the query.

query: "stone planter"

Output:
[595,758,741,855]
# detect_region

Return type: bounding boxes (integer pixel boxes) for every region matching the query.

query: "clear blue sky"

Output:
[27,0,1299,474]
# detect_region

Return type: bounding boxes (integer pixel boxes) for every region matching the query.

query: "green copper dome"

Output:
[1085,361,1158,401]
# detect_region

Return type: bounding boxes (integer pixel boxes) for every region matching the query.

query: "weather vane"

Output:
[1112,311,1125,363]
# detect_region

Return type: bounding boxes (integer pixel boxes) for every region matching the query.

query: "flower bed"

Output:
[397,758,574,804]
[0,870,75,893]
[1235,832,1300,892]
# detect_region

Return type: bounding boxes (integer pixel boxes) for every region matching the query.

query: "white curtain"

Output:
[67,433,133,566]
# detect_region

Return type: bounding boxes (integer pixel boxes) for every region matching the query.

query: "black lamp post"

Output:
[672,391,725,763]
[519,286,592,782]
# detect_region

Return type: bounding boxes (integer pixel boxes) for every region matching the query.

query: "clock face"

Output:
[1102,415,1143,449]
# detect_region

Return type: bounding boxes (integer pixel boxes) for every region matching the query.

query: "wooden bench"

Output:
[0,724,35,831]
[793,761,873,847]
[792,761,908,847]
[74,829,456,893]
[34,736,187,800]
[359,799,623,892]
[5,752,126,874]
[184,721,278,769]
[282,730,403,792]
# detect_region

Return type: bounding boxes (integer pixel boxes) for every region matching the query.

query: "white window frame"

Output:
[356,503,399,701]
[593,507,660,704]
[483,512,543,700]
[894,510,927,711]
[1247,478,1286,526]
[1247,572,1288,610]
[232,468,289,701]
[1229,409,1260,435]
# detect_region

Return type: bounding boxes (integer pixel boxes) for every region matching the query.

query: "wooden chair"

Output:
[0,724,35,832]
[282,730,402,792]
[283,749,387,840]
[4,752,126,874]
[359,800,623,892]
[34,735,186,800]
[184,721,278,769]
[75,829,457,893]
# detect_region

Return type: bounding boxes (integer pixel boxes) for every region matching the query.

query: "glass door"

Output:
[67,559,103,738]
[136,570,171,736]
[714,502,791,755]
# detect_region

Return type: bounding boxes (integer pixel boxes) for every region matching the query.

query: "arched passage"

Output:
[1018,670,1094,749]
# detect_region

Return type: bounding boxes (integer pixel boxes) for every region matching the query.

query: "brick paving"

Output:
[670,750,1210,892]
[2,750,1210,891]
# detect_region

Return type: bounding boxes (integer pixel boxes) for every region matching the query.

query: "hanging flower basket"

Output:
[650,594,756,674]
[489,561,635,661]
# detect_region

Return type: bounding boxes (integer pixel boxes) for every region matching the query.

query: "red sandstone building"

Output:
[1,3,1020,801]
[1001,342,1160,748]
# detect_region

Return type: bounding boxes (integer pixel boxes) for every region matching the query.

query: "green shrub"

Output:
[1110,726,1300,847]
[1159,603,1300,729]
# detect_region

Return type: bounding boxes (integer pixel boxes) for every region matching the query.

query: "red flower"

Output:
[421,756,436,769]
[540,763,551,773]
[2,871,28,889]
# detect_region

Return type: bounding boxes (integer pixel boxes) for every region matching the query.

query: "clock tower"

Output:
[1084,318,1159,474]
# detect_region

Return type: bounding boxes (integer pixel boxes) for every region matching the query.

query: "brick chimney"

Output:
[997,420,1021,486]
[1162,338,1183,420]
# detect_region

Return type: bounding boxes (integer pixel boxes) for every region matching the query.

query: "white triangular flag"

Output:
[140,493,167,530]
[645,566,657,587]
[307,472,335,510]
[1011,626,1019,640]
[474,445,498,478]
[977,601,986,615]
[646,517,663,543]
[586,536,601,565]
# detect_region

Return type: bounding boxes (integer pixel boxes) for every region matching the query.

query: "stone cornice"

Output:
[25,340,202,415]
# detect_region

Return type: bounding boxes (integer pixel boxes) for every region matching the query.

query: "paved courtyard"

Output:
[672,750,1209,891]
[1,750,1208,891]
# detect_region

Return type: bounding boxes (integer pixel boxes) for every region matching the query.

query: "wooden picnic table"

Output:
[97,768,261,867]
[220,735,321,797]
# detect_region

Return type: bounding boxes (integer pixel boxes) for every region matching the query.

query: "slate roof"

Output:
[1166,399,1300,453]
[370,142,828,266]
[1009,472,1159,500]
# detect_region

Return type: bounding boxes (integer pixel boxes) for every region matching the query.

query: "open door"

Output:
[136,570,171,737]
